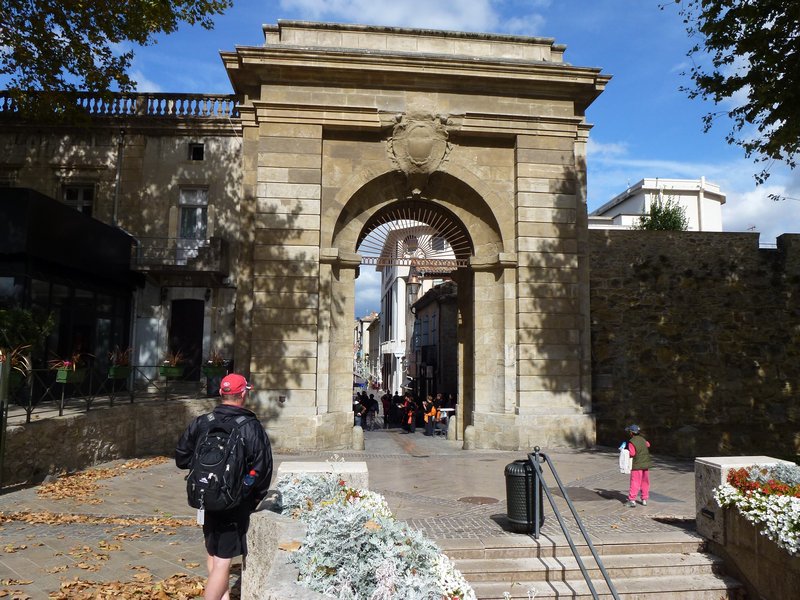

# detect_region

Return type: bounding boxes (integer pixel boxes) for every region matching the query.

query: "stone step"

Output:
[440,532,706,560]
[471,573,743,599]
[455,552,724,582]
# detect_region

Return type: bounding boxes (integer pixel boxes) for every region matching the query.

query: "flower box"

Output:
[9,370,25,390]
[202,365,227,378]
[108,365,132,380]
[159,365,185,378]
[56,368,86,384]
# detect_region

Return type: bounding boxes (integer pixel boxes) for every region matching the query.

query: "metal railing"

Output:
[133,236,229,273]
[528,446,621,600]
[4,364,222,424]
[0,91,239,119]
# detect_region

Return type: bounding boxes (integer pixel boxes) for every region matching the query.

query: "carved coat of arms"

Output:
[388,112,451,196]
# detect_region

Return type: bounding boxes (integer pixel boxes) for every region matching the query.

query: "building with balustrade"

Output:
[0,21,610,451]
[0,94,241,384]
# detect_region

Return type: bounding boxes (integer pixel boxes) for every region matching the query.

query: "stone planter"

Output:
[159,365,185,378]
[720,507,800,599]
[56,368,86,384]
[108,365,132,380]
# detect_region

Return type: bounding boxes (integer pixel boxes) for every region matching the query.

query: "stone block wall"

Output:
[2,399,216,486]
[590,230,800,459]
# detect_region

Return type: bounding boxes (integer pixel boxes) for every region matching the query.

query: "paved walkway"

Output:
[0,427,697,598]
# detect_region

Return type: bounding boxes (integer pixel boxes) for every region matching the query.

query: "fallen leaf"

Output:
[364,520,382,531]
[278,541,302,552]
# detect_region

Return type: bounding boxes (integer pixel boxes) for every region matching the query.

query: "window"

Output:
[189,143,205,161]
[179,187,208,240]
[431,236,445,252]
[63,185,94,216]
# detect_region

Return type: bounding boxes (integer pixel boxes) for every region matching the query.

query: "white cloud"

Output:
[587,138,628,159]
[280,0,500,32]
[717,168,800,244]
[503,13,546,36]
[131,70,162,93]
[355,267,382,317]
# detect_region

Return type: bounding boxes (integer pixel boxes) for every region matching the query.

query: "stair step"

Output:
[471,573,743,599]
[440,532,706,560]
[456,552,724,582]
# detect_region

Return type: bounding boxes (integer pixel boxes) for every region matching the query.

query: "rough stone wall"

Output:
[3,399,216,485]
[590,230,800,459]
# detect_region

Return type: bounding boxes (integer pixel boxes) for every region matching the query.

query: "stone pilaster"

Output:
[512,133,594,447]
[248,123,323,438]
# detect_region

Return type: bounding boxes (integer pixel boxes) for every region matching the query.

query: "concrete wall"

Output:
[591,230,800,459]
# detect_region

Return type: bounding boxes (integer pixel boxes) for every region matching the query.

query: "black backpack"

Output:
[186,413,252,512]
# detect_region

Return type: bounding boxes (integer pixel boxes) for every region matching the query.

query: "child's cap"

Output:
[625,424,641,434]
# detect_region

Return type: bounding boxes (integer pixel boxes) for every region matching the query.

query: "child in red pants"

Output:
[624,424,652,507]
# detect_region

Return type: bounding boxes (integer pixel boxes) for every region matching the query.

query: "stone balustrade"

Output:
[0,91,238,118]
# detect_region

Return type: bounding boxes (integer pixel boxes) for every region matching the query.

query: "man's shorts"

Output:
[202,507,251,559]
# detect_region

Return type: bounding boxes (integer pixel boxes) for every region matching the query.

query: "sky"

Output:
[120,0,800,316]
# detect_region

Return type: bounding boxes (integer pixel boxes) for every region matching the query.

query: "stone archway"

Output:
[326,169,508,439]
[226,21,607,451]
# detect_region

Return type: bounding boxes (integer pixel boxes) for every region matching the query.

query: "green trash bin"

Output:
[505,458,544,533]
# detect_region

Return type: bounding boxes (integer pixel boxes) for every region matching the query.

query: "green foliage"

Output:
[635,196,689,231]
[747,463,800,488]
[0,307,54,351]
[0,0,232,119]
[673,0,800,183]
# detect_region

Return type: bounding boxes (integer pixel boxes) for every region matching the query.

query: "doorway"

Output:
[169,299,204,381]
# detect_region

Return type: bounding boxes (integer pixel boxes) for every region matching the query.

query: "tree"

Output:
[673,1,800,183]
[0,0,232,118]
[635,196,689,231]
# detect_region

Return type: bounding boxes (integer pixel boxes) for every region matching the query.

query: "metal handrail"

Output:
[528,446,621,600]
[4,364,214,423]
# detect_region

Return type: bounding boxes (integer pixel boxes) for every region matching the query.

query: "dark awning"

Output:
[0,187,138,288]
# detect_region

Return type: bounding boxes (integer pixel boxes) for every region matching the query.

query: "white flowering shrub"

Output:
[746,463,800,487]
[276,473,476,600]
[275,472,345,517]
[713,464,800,556]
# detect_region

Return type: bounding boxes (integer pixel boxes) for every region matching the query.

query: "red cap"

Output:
[220,374,252,395]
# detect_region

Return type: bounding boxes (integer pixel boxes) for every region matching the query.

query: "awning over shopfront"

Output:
[0,187,138,289]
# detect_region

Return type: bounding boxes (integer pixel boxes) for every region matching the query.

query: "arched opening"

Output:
[329,170,507,442]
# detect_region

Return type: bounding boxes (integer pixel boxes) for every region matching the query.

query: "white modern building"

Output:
[353,311,379,389]
[369,225,455,395]
[589,178,725,231]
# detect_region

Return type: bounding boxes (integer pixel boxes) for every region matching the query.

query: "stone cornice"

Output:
[320,247,362,269]
[469,252,518,271]
[244,101,589,136]
[224,46,609,109]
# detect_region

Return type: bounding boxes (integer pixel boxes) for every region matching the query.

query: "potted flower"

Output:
[50,351,90,384]
[159,349,185,378]
[107,346,132,380]
[7,344,32,391]
[201,348,227,378]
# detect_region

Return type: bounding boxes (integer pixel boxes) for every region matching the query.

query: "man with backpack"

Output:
[175,373,272,600]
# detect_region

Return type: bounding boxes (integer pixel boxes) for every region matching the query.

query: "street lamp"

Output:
[407,270,421,307]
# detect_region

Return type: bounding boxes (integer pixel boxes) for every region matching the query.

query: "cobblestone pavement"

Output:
[0,425,697,597]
